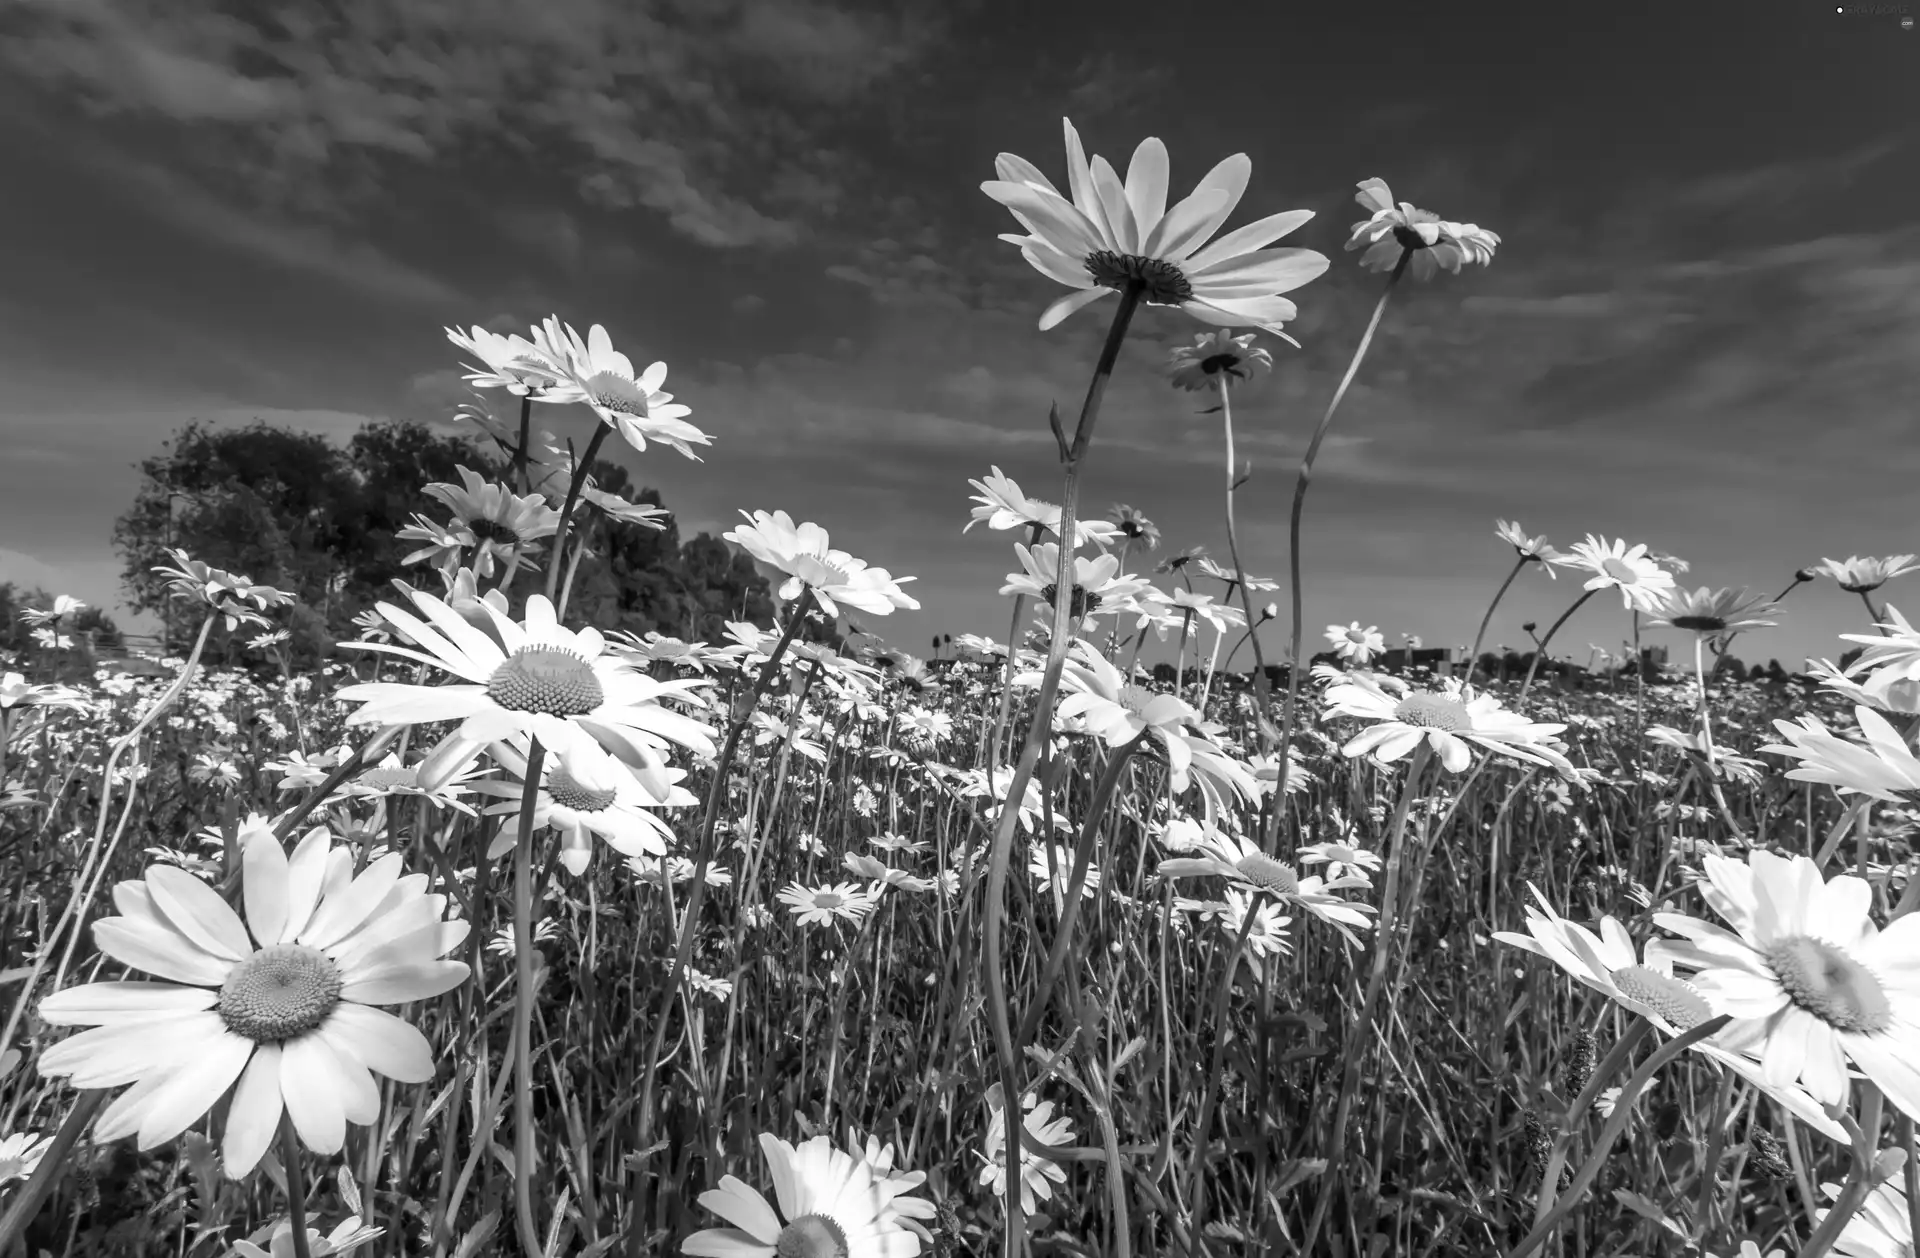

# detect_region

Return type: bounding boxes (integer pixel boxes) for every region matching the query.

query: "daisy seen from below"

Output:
[684,1131,924,1257]
[1158,828,1375,946]
[1344,178,1500,281]
[979,1093,1074,1216]
[533,318,711,459]
[1494,885,1852,1142]
[35,827,470,1175]
[473,740,695,875]
[1327,622,1385,665]
[726,511,920,617]
[983,117,1329,332]
[1645,586,1783,637]
[1811,555,1920,595]
[1112,504,1161,552]
[1808,658,1920,716]
[421,466,561,576]
[1648,849,1920,1122]
[1840,606,1920,685]
[445,325,570,398]
[1565,535,1680,612]
[777,881,882,928]
[334,588,716,797]
[964,467,1121,548]
[1167,329,1277,389]
[1495,520,1567,575]
[1324,671,1573,774]
[1001,542,1150,628]
[1761,705,1920,801]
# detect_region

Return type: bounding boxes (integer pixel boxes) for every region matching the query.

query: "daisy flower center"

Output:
[1038,583,1100,619]
[1668,614,1725,632]
[775,1213,849,1258]
[1599,557,1641,583]
[1762,936,1893,1034]
[546,764,619,813]
[486,647,605,716]
[1084,250,1194,305]
[789,554,852,590]
[468,518,522,546]
[582,371,648,417]
[1344,628,1370,645]
[1233,853,1299,897]
[1391,694,1470,732]
[1390,222,1437,251]
[1198,352,1243,377]
[1118,684,1156,715]
[218,944,344,1043]
[1118,520,1145,538]
[1611,965,1714,1030]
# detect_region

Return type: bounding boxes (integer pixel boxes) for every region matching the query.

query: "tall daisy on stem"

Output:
[1646,585,1781,763]
[1466,520,1567,680]
[1167,329,1284,743]
[979,114,1326,1251]
[1272,178,1497,836]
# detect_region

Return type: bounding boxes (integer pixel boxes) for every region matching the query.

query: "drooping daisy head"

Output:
[1167,330,1277,391]
[1344,179,1500,282]
[1810,555,1920,595]
[1494,520,1566,573]
[984,119,1328,333]
[1646,586,1783,638]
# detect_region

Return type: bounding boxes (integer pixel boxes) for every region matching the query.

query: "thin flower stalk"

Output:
[981,279,1144,1257]
[1467,553,1531,685]
[509,735,549,1258]
[1518,588,1599,702]
[1184,893,1271,1257]
[543,424,611,611]
[0,1092,107,1254]
[1215,380,1277,738]
[1274,250,1410,827]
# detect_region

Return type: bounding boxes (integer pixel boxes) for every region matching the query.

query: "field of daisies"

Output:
[3,118,1919,1258]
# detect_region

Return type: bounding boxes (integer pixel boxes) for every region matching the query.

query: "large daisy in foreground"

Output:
[983,117,1328,332]
[335,589,715,797]
[683,1132,923,1257]
[36,829,469,1176]
[1648,850,1920,1122]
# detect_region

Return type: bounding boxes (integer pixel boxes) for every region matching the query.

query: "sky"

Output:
[0,0,1916,673]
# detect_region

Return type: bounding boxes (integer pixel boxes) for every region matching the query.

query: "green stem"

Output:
[1216,382,1274,742]
[0,1089,107,1253]
[1517,588,1598,703]
[982,280,1143,1258]
[1184,894,1269,1255]
[1273,251,1409,827]
[281,1114,316,1258]
[544,422,611,606]
[1798,1084,1885,1258]
[510,737,549,1258]
[1467,556,1530,690]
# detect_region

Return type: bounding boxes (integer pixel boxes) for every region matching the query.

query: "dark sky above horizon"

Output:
[1,0,1916,671]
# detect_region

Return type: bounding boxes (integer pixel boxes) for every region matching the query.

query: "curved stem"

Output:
[1517,588,1598,703]
[1298,737,1431,1256]
[1216,384,1273,738]
[982,281,1143,1258]
[0,1090,106,1253]
[628,588,814,1252]
[281,1114,316,1258]
[1797,1084,1885,1258]
[1016,737,1142,1046]
[544,422,611,607]
[1504,1015,1733,1258]
[1273,252,1408,825]
[1467,556,1530,689]
[510,737,549,1258]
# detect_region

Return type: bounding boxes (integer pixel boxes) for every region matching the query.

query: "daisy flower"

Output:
[1167,330,1275,390]
[1112,505,1161,551]
[964,468,1122,548]
[1030,842,1101,899]
[1761,705,1920,800]
[1324,672,1573,774]
[1564,536,1680,613]
[421,466,561,578]
[152,549,290,632]
[334,589,716,797]
[725,511,920,617]
[1495,885,1850,1142]
[231,1214,384,1258]
[35,828,469,1176]
[1649,850,1920,1123]
[1807,658,1920,716]
[845,1133,938,1238]
[1816,1175,1913,1258]
[1646,587,1783,637]
[1327,622,1385,665]
[1158,828,1374,945]
[1344,178,1500,281]
[0,672,88,713]
[777,881,881,928]
[445,325,570,398]
[19,593,86,626]
[474,741,695,875]
[979,1094,1074,1216]
[1180,890,1293,956]
[1495,520,1567,575]
[1810,555,1920,595]
[0,1130,52,1185]
[533,319,711,460]
[683,1131,924,1257]
[1001,543,1151,628]
[983,117,1328,332]
[1840,606,1920,685]
[1296,840,1382,884]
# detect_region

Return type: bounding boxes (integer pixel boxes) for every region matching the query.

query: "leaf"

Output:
[453,1210,500,1258]
[1611,1188,1688,1239]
